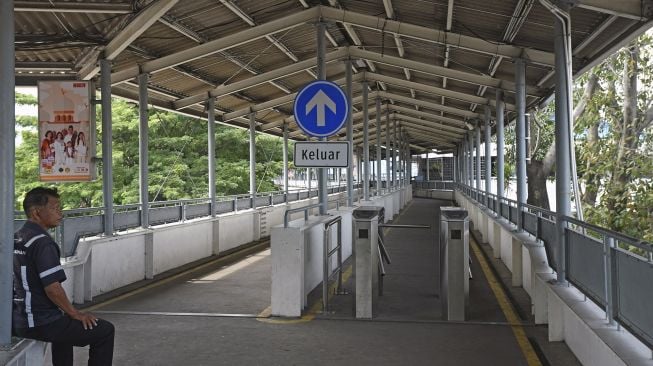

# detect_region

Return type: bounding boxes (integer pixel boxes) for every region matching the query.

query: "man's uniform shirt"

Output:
[13,221,66,329]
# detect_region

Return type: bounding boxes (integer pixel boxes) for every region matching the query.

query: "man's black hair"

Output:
[23,187,59,217]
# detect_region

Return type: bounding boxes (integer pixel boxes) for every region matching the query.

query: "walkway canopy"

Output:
[13,0,653,153]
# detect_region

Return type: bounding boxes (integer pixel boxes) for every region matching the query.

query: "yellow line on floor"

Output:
[257,265,353,324]
[470,239,543,366]
[86,242,269,312]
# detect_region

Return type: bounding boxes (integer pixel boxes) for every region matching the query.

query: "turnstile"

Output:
[353,206,384,319]
[439,207,469,321]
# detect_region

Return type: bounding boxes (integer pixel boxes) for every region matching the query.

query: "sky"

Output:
[15,86,38,146]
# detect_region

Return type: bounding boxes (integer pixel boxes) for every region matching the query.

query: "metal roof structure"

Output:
[13,0,653,153]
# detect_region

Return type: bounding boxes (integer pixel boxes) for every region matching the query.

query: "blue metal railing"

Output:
[430,181,653,350]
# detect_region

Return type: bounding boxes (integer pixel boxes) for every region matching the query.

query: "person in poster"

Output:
[38,81,93,182]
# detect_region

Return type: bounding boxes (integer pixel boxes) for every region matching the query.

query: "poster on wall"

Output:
[38,81,95,182]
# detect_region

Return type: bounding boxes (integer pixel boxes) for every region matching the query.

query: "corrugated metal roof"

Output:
[12,0,653,152]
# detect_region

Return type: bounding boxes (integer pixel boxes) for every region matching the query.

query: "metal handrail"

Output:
[283,203,322,228]
[322,215,343,312]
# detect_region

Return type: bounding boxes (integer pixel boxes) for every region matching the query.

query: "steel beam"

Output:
[320,6,555,66]
[349,47,543,96]
[173,47,347,110]
[577,0,650,20]
[81,0,179,80]
[111,7,319,84]
[14,1,133,13]
[364,72,516,110]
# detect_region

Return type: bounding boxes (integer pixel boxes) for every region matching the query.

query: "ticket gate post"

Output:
[439,207,469,321]
[353,206,384,319]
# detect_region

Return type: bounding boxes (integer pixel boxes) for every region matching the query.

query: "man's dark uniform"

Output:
[13,221,114,366]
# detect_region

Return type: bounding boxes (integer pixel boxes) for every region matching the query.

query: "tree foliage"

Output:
[14,97,290,210]
[508,33,653,243]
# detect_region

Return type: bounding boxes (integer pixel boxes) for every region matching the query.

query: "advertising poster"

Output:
[38,81,94,182]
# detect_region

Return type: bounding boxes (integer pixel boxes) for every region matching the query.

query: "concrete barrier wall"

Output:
[56,192,347,306]
[455,192,653,366]
[153,220,213,275]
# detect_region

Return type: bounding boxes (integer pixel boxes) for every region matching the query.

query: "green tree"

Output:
[14,97,288,210]
[512,34,653,243]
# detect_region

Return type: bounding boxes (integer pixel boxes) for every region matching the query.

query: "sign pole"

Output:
[346,59,354,206]
[316,22,328,215]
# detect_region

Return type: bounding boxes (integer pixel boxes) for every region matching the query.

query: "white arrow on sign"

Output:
[305,90,336,127]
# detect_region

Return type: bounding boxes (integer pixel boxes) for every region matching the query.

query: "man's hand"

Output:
[70,310,99,330]
[44,281,98,330]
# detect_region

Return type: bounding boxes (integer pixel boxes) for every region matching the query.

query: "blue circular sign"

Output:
[293,80,349,138]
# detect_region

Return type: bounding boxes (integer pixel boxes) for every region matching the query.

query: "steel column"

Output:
[317,22,328,214]
[283,122,289,198]
[100,59,114,236]
[346,60,354,206]
[553,5,572,283]
[0,0,14,347]
[496,89,505,202]
[484,105,492,206]
[362,82,370,201]
[515,58,527,230]
[375,98,382,195]
[467,131,473,188]
[249,112,257,208]
[208,98,217,217]
[138,73,150,228]
[475,124,481,199]
[385,108,391,190]
[392,118,397,188]
[426,154,430,181]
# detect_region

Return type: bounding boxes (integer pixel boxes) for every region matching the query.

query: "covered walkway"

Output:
[57,198,578,365]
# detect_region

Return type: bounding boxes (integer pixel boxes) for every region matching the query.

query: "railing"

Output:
[13,183,363,257]
[452,183,653,350]
[412,180,456,191]
[283,203,322,228]
[322,216,344,312]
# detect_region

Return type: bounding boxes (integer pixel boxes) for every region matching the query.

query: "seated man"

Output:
[13,187,115,366]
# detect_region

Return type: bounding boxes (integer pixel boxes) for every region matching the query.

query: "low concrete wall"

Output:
[455,191,653,366]
[56,192,348,305]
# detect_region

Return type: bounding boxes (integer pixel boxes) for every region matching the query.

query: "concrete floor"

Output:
[58,198,580,365]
